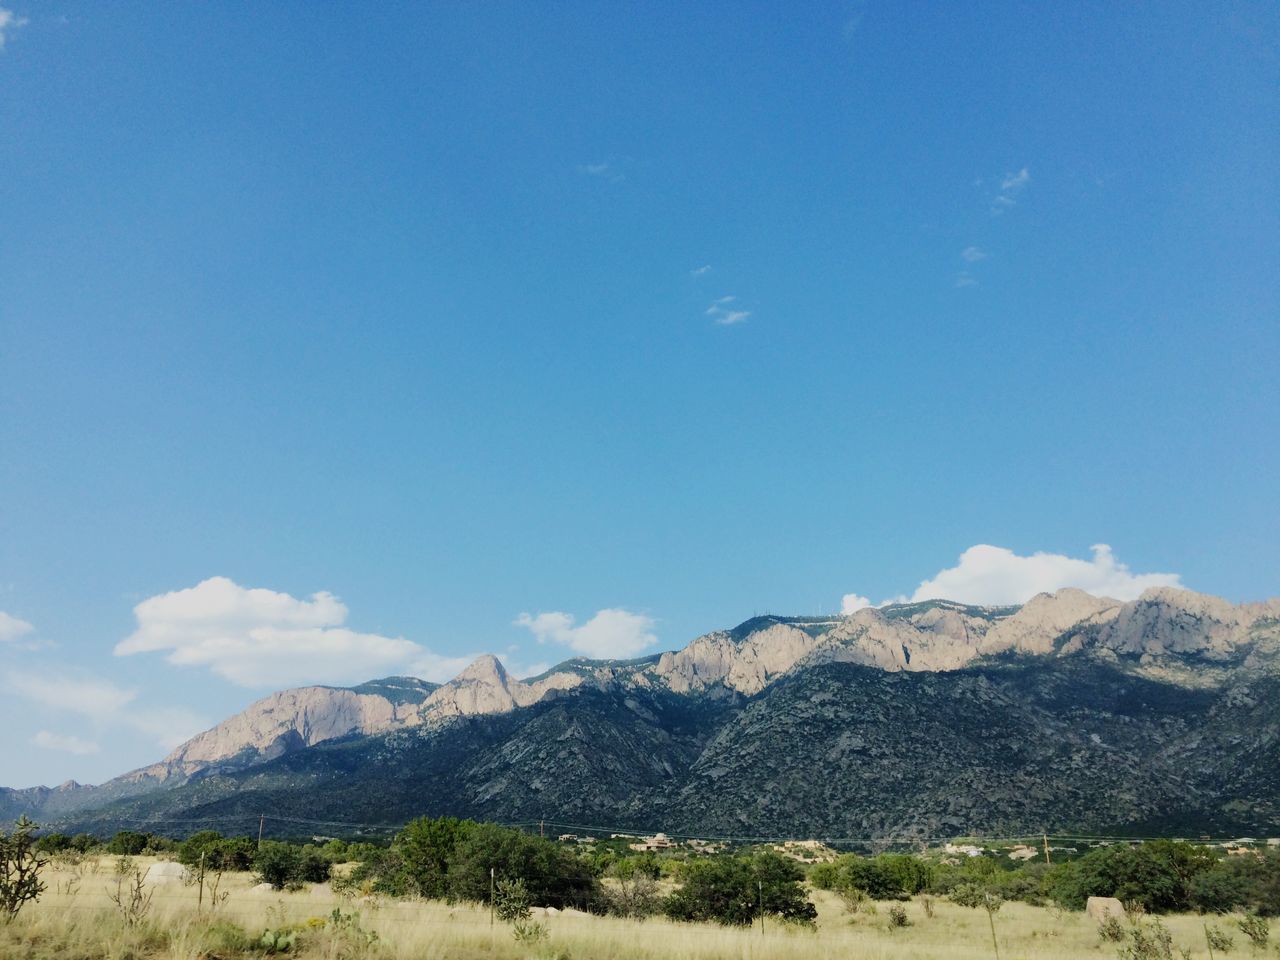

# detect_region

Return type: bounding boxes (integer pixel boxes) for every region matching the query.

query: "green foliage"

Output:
[887,903,911,928]
[255,841,304,890]
[178,831,257,873]
[33,833,72,855]
[1046,840,1216,913]
[808,861,840,889]
[1118,919,1179,960]
[664,852,815,926]
[494,877,548,943]
[1100,915,1127,942]
[394,815,475,899]
[0,816,47,923]
[951,882,1004,914]
[1191,853,1280,916]
[1235,913,1268,949]
[825,852,934,901]
[447,822,599,910]
[258,927,299,953]
[106,830,151,856]
[1205,924,1234,954]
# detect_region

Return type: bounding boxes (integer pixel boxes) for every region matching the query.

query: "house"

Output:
[629,833,677,852]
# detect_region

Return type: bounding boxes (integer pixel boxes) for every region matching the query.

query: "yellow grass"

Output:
[0,855,1252,959]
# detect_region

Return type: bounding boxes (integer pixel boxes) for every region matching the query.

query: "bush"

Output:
[1205,924,1234,953]
[107,831,151,856]
[0,816,47,923]
[888,904,911,928]
[664,852,815,926]
[255,842,303,890]
[447,823,599,910]
[394,816,474,899]
[1046,840,1215,913]
[1236,913,1268,949]
[1191,853,1280,916]
[1099,915,1127,942]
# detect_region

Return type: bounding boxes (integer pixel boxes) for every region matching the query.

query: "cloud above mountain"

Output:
[843,543,1184,610]
[115,576,430,688]
[514,608,657,659]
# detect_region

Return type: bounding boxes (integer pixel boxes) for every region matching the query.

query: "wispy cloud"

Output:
[992,167,1030,213]
[4,669,208,752]
[690,265,712,277]
[0,7,27,49]
[705,297,750,325]
[0,610,34,643]
[961,246,987,263]
[33,730,99,756]
[578,161,626,184]
[514,608,658,660]
[954,271,979,288]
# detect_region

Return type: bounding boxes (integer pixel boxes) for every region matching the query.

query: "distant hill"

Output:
[6,587,1280,839]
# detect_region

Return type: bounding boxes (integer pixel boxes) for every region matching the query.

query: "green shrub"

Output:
[664,852,815,926]
[255,841,303,890]
[1236,913,1268,949]
[0,816,47,923]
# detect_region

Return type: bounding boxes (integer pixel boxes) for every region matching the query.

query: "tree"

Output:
[664,853,816,926]
[1046,841,1215,913]
[394,816,474,899]
[107,831,151,856]
[447,823,598,910]
[0,816,47,923]
[254,841,303,890]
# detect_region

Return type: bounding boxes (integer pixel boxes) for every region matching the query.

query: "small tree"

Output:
[254,841,303,890]
[1236,913,1268,950]
[108,856,153,927]
[952,883,1004,960]
[494,877,546,943]
[0,816,48,923]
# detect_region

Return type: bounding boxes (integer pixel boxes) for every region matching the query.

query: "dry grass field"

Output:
[0,855,1257,960]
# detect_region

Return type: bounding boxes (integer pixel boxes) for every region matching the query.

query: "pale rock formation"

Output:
[654,622,821,695]
[981,589,1121,655]
[419,655,586,722]
[128,684,424,783]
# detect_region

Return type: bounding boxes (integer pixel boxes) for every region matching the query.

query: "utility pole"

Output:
[198,851,206,910]
[489,867,495,927]
[258,815,265,849]
[759,880,764,936]
[540,820,544,839]
[1042,832,1051,865]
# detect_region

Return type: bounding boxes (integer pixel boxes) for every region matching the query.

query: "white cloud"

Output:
[514,608,657,660]
[0,7,27,49]
[33,731,99,755]
[691,265,712,277]
[961,246,987,263]
[705,297,750,326]
[1001,168,1030,192]
[5,670,207,752]
[992,167,1030,212]
[115,576,428,688]
[954,271,979,288]
[840,594,872,614]
[910,544,1182,606]
[0,611,34,643]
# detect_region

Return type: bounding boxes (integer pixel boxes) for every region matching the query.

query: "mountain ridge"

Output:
[5,586,1280,836]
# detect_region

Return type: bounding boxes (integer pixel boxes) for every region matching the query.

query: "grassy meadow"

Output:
[0,854,1259,960]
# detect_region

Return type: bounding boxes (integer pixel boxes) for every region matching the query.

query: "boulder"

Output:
[1086,896,1126,922]
[143,861,191,886]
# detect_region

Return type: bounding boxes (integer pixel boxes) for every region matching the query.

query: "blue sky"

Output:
[1,2,1277,787]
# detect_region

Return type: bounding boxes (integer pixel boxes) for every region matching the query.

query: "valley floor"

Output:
[0,857,1253,960]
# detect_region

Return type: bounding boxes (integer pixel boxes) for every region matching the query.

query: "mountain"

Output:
[7,587,1280,839]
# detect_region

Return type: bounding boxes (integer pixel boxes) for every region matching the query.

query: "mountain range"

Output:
[4,586,1280,840]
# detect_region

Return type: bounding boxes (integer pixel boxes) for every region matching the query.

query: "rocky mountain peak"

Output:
[455,654,509,685]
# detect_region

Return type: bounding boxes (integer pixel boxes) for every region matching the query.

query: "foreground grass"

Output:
[0,857,1259,960]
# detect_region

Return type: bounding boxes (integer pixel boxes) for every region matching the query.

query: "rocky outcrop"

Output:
[419,655,586,721]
